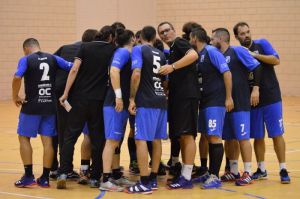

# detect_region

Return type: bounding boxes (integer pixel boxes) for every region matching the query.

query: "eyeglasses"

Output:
[159,28,171,35]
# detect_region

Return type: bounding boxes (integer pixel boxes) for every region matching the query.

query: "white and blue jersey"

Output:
[103,48,131,140]
[131,45,167,141]
[197,45,229,137]
[222,46,260,140]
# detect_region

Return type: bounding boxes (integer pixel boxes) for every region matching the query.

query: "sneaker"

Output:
[220,171,240,182]
[280,169,291,184]
[192,172,210,184]
[192,166,208,179]
[235,172,253,186]
[89,179,100,188]
[67,170,80,181]
[129,160,140,175]
[78,169,89,185]
[169,162,182,177]
[158,163,167,176]
[14,175,36,188]
[111,176,135,187]
[37,177,50,188]
[252,168,268,180]
[150,178,158,190]
[99,180,124,192]
[167,175,193,189]
[56,174,67,189]
[201,174,222,189]
[124,181,153,194]
[49,170,58,181]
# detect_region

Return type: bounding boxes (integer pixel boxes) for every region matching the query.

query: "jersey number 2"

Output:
[39,63,50,81]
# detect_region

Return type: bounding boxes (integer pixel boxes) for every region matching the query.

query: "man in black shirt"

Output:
[158,21,199,189]
[57,26,116,189]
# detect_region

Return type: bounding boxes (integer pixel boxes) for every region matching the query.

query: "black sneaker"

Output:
[158,162,167,176]
[67,170,80,181]
[129,160,140,175]
[280,169,291,184]
[49,170,58,181]
[192,166,208,179]
[169,162,182,177]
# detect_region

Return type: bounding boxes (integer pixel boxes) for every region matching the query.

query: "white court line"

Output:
[0,191,53,199]
[266,149,300,155]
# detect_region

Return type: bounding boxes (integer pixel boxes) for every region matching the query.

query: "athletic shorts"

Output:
[250,101,284,139]
[103,106,129,140]
[222,111,250,141]
[198,106,226,137]
[168,98,198,138]
[17,113,56,137]
[135,108,167,141]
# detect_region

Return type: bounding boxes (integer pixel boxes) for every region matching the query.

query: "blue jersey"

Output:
[223,46,260,112]
[131,45,167,109]
[104,48,132,108]
[15,51,72,115]
[198,45,229,108]
[249,39,281,106]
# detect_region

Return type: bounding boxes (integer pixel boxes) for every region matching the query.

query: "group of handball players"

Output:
[11,20,290,194]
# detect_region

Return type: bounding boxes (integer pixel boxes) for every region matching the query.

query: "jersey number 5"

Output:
[40,63,50,81]
[153,55,161,74]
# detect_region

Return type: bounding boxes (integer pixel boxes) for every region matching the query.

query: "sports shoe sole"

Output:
[15,182,37,188]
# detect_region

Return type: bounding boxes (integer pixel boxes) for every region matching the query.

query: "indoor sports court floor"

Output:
[0,97,299,199]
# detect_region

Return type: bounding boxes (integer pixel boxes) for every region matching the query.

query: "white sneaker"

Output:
[99,180,124,192]
[111,176,135,187]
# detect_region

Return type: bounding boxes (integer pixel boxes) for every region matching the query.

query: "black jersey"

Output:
[223,46,260,112]
[104,48,132,108]
[131,45,167,109]
[70,41,116,100]
[15,51,72,115]
[249,39,282,106]
[168,37,199,100]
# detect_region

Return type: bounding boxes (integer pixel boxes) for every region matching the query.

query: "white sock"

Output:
[80,165,89,171]
[244,162,252,175]
[171,156,179,166]
[229,160,239,175]
[279,163,286,170]
[258,161,266,172]
[181,164,193,180]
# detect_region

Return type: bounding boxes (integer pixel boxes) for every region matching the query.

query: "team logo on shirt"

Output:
[200,55,205,62]
[225,56,231,64]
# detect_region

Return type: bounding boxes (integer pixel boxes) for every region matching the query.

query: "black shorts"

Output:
[168,98,198,138]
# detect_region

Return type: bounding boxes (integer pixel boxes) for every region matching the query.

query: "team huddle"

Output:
[12,21,290,194]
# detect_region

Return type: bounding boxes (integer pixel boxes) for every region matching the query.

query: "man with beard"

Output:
[158,22,199,189]
[233,22,290,184]
[211,28,261,186]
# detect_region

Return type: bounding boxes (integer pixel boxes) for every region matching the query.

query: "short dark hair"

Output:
[212,28,230,43]
[23,38,40,49]
[81,29,98,42]
[141,26,156,42]
[190,27,210,44]
[115,28,134,46]
[111,22,126,31]
[182,22,202,40]
[157,21,174,33]
[153,38,164,52]
[233,22,249,36]
[135,30,141,39]
[95,25,114,42]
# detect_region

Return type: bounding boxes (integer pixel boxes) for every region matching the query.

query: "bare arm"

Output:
[12,76,25,107]
[128,68,141,115]
[250,52,280,65]
[223,71,234,112]
[110,66,123,112]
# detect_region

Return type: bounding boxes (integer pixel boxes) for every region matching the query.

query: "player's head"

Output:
[115,28,135,47]
[135,30,142,45]
[233,22,252,47]
[22,38,40,55]
[190,27,210,46]
[182,22,202,41]
[211,28,230,49]
[153,38,164,52]
[95,25,114,43]
[141,26,157,44]
[111,22,126,45]
[81,29,98,42]
[157,21,176,45]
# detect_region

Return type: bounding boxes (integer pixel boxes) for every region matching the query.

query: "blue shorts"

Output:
[135,108,167,141]
[223,111,250,141]
[198,107,226,137]
[104,106,129,140]
[250,101,284,139]
[17,113,56,138]
[82,123,89,135]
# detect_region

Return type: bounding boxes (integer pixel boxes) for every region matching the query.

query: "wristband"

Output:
[114,88,122,99]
